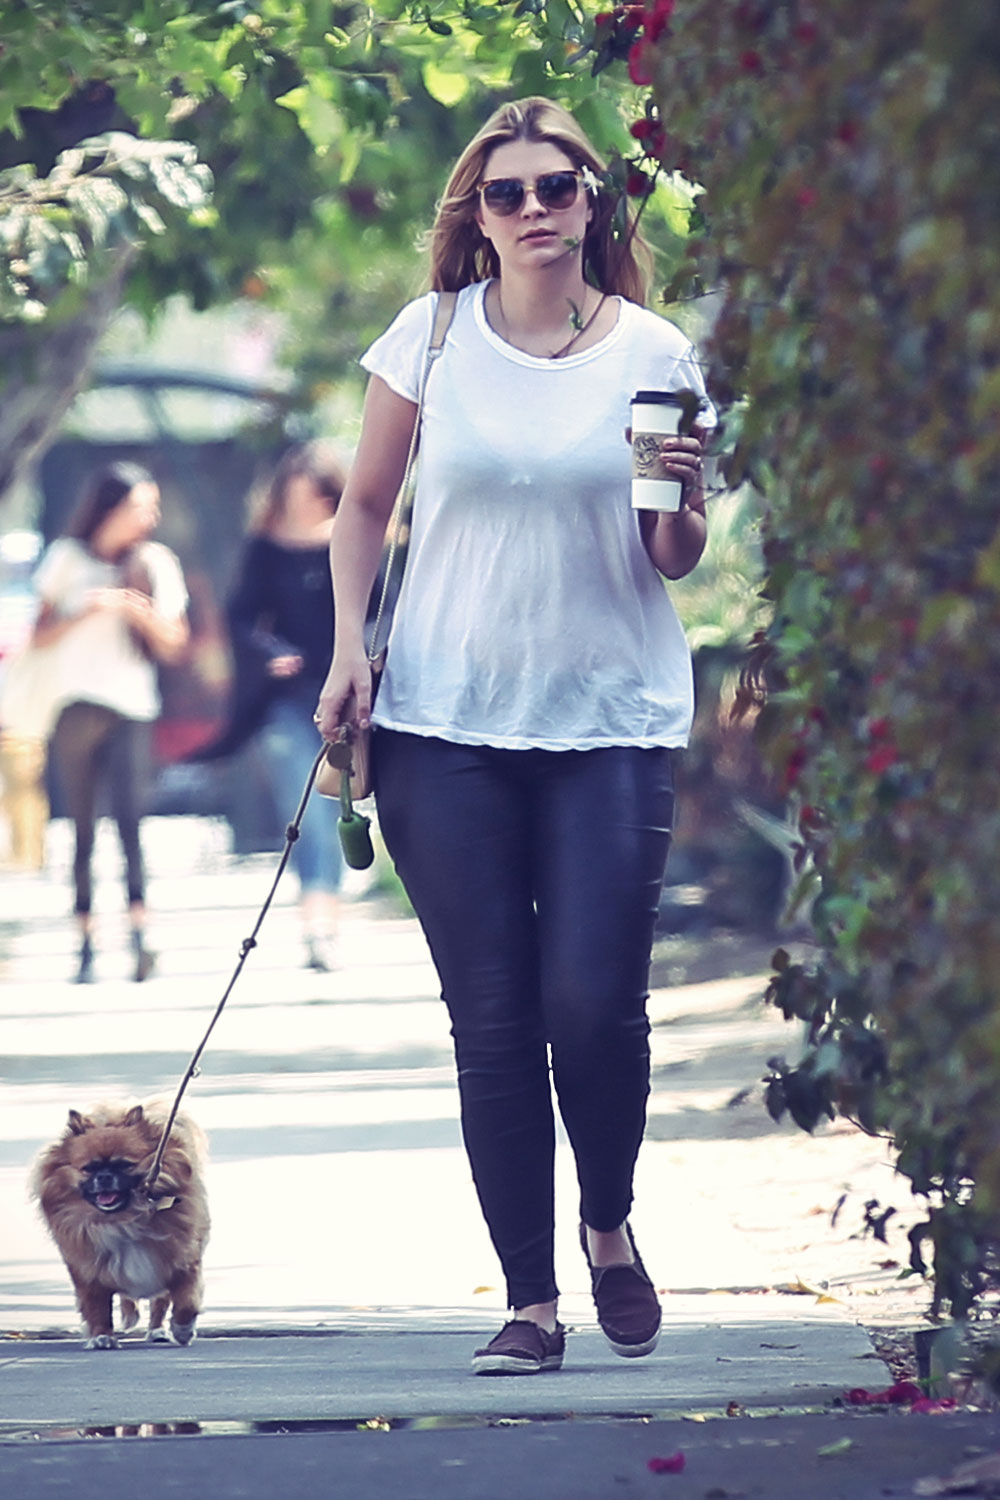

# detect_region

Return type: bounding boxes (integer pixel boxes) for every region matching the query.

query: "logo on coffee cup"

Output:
[632,432,670,481]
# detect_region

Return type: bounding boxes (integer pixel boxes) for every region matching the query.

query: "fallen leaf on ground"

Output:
[818,1437,855,1457]
[647,1452,686,1474]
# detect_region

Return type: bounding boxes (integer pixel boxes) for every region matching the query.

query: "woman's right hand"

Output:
[314,649,372,743]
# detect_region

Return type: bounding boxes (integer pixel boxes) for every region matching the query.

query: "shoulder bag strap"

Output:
[367,289,458,664]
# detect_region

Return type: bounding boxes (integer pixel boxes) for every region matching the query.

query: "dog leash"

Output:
[143,746,326,1195]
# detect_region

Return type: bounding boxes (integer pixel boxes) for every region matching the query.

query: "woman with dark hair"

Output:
[32,461,189,983]
[225,441,347,971]
[316,98,714,1374]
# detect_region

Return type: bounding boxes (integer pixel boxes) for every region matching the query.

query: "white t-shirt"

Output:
[34,537,188,723]
[361,280,713,751]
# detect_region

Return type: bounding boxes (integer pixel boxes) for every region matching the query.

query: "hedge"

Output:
[623,0,1000,1320]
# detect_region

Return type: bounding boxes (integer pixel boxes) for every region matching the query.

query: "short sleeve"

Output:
[33,539,77,606]
[145,543,188,620]
[359,293,436,403]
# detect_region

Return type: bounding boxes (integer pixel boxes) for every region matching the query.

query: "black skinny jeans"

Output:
[50,702,149,916]
[373,730,675,1310]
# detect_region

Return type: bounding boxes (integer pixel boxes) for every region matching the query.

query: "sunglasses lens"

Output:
[481,179,524,216]
[537,171,580,210]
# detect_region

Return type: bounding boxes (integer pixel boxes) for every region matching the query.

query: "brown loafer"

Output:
[471,1318,566,1376]
[580,1222,661,1358]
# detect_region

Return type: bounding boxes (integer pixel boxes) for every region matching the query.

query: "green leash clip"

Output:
[337,766,374,870]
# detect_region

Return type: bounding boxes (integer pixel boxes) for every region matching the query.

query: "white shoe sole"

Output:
[605,1327,661,1358]
[471,1353,563,1375]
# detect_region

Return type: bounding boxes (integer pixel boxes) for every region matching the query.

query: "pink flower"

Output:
[648,1452,686,1473]
[865,745,899,776]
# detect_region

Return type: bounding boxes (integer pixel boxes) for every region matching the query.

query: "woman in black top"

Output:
[227,442,346,969]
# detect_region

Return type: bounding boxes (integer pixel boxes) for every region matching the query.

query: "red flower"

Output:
[865,744,899,775]
[648,1452,686,1474]
[847,1381,922,1406]
[794,21,819,43]
[630,120,668,158]
[643,0,675,43]
[739,48,763,72]
[836,119,860,145]
[628,39,653,85]
[594,10,615,23]
[795,186,818,208]
[623,4,645,29]
[782,744,808,793]
[626,169,652,197]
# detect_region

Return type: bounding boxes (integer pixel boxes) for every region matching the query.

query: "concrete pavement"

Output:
[4,814,997,1495]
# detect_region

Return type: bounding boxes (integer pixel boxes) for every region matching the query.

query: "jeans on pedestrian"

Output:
[50,701,150,915]
[373,729,675,1311]
[258,695,343,895]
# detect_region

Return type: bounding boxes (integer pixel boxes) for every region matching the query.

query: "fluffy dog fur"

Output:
[30,1099,210,1349]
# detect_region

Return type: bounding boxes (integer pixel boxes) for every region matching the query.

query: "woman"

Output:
[226,442,346,971]
[316,99,712,1375]
[33,462,189,984]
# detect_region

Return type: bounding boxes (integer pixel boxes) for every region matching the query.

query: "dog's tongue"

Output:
[97,1192,119,1207]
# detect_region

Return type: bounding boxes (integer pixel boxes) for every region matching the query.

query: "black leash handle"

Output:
[143,746,326,1193]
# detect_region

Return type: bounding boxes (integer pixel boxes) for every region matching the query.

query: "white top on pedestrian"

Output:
[34,536,188,723]
[361,280,713,752]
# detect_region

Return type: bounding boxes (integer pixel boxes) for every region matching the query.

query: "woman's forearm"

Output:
[640,503,708,579]
[136,609,189,665]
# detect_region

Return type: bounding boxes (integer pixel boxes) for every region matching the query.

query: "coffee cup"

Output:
[630,391,692,512]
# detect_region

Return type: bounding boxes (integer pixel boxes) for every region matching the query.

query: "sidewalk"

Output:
[2,815,996,1496]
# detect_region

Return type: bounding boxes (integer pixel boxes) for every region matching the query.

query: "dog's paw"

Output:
[145,1327,171,1344]
[170,1319,197,1346]
[85,1333,119,1351]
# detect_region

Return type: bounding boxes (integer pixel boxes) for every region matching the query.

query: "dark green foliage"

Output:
[638,0,1000,1316]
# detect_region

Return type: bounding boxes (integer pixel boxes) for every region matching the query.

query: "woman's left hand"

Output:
[658,428,705,504]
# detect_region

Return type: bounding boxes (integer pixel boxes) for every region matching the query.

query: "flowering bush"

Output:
[632,0,1000,1318]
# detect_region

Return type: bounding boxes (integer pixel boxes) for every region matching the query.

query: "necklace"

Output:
[496,288,608,360]
[550,291,608,359]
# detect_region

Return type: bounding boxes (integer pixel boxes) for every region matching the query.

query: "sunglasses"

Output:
[479,169,583,218]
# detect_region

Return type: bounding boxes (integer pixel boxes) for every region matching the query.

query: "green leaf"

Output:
[422,60,471,106]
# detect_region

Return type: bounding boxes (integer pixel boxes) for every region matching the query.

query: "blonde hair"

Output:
[427,97,651,305]
[248,441,347,537]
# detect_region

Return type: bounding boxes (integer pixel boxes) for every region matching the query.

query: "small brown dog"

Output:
[31,1099,210,1349]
